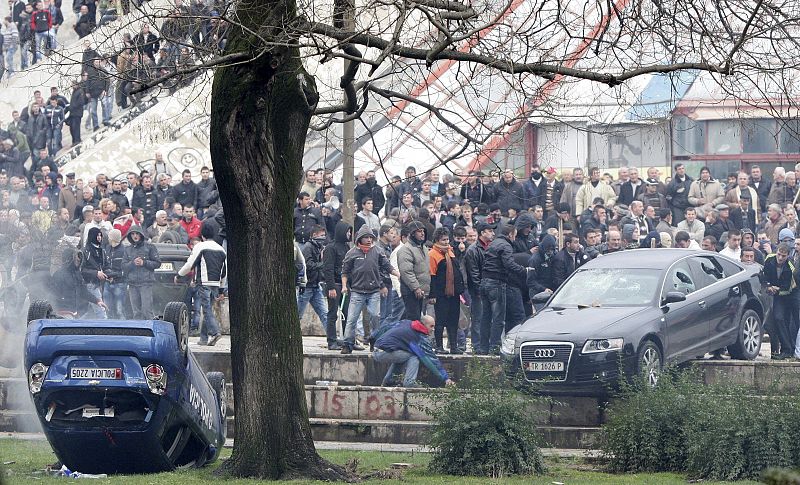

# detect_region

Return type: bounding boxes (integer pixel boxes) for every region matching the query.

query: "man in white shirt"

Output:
[719,229,742,260]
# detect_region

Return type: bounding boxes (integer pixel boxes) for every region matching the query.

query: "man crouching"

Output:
[370,315,455,388]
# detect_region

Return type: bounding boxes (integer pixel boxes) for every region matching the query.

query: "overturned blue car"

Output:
[24,300,226,474]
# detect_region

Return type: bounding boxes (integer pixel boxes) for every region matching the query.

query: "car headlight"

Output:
[28,363,49,394]
[582,338,624,354]
[500,330,519,355]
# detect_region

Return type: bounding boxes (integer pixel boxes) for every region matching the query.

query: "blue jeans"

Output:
[468,288,482,350]
[88,97,100,129]
[196,286,220,341]
[344,291,380,347]
[102,282,126,319]
[5,44,16,75]
[34,32,48,63]
[373,349,419,387]
[479,278,506,354]
[379,288,405,331]
[297,283,328,329]
[82,282,107,319]
[20,41,29,69]
[48,125,62,155]
[101,94,113,123]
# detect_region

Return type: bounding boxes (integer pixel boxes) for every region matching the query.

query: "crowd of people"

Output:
[0,150,227,345]
[294,163,800,384]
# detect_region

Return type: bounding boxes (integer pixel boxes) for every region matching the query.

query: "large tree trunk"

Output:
[209,0,351,479]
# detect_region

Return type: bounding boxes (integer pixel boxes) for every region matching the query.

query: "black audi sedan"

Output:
[501,249,767,392]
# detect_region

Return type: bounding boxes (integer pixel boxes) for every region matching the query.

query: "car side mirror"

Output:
[662,291,686,305]
[531,291,552,304]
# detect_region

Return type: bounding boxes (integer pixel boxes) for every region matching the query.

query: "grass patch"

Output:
[0,438,760,484]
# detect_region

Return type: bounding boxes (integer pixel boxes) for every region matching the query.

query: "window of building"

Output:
[742,119,777,154]
[707,120,741,155]
[672,116,705,156]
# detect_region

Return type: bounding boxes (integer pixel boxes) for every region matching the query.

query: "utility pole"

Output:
[341,0,355,226]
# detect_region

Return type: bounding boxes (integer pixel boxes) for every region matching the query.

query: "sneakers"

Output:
[340,345,352,355]
[352,343,365,351]
[328,342,342,351]
[207,334,222,346]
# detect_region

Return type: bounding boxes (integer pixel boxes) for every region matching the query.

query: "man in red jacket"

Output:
[180,204,203,245]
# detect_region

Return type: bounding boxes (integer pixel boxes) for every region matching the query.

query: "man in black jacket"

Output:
[293,192,321,244]
[762,244,796,359]
[463,221,494,352]
[85,59,108,131]
[494,170,525,215]
[196,166,217,219]
[354,170,385,215]
[322,221,351,350]
[81,226,108,318]
[551,234,589,289]
[66,78,85,144]
[298,225,328,339]
[666,163,693,224]
[24,103,47,161]
[169,169,198,209]
[479,223,529,354]
[102,228,126,319]
[132,174,161,227]
[109,178,130,212]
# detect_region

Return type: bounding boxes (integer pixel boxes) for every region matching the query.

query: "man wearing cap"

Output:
[340,226,399,354]
[464,221,494,353]
[638,178,667,210]
[707,204,735,250]
[58,172,78,217]
[618,167,644,206]
[688,166,725,218]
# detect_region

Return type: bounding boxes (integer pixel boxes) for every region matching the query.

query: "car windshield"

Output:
[549,268,661,307]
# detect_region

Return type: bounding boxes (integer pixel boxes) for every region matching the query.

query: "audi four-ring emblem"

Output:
[532,348,557,358]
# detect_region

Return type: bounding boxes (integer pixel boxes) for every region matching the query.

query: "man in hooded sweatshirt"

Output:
[103,228,127,319]
[124,225,161,319]
[322,221,351,350]
[397,220,430,320]
[81,226,109,318]
[340,226,399,354]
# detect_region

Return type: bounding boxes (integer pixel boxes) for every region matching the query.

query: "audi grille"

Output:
[519,341,574,382]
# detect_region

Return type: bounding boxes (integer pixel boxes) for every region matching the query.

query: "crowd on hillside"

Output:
[294,163,800,385]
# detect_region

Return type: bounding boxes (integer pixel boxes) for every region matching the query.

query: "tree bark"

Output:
[209,0,352,480]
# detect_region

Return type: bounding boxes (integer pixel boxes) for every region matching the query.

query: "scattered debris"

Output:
[390,463,413,469]
[2,461,15,465]
[362,469,403,480]
[344,457,359,474]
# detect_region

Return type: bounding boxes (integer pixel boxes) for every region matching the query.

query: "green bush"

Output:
[762,467,800,485]
[422,363,546,478]
[600,369,800,481]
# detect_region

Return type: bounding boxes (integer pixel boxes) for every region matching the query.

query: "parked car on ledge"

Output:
[24,300,226,474]
[501,249,768,393]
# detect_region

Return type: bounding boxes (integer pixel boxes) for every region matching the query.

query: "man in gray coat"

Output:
[124,225,162,319]
[396,220,430,321]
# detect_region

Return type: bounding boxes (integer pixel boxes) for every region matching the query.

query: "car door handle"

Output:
[698,301,706,308]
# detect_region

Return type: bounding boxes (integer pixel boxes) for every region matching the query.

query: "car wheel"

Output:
[636,340,663,387]
[27,300,54,325]
[728,309,762,360]
[206,371,227,441]
[163,302,189,360]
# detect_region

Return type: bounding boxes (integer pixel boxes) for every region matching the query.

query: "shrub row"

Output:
[600,370,800,481]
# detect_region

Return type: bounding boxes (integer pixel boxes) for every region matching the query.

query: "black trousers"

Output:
[433,295,460,350]
[67,115,82,144]
[401,282,424,320]
[325,283,347,345]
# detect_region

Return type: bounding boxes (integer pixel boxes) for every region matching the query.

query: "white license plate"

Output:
[526,361,564,372]
[82,407,115,418]
[70,368,122,379]
[156,262,174,272]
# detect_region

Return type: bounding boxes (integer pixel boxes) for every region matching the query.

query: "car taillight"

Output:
[144,364,167,395]
[28,363,48,394]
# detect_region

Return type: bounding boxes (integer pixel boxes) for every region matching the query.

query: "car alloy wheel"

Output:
[743,314,761,356]
[640,345,661,387]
